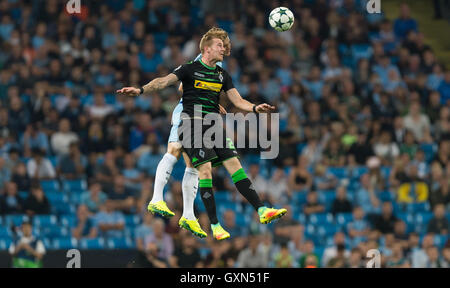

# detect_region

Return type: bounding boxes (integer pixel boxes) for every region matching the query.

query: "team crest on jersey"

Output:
[218,72,223,82]
[194,80,222,92]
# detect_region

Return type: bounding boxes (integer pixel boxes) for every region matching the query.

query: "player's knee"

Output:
[167,143,181,159]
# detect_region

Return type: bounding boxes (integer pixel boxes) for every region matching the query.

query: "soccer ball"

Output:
[269,7,295,32]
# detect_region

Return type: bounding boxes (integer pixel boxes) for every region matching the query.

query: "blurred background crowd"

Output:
[0,0,449,268]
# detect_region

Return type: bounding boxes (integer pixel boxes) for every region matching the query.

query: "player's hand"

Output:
[219,104,227,115]
[255,103,276,113]
[116,87,140,96]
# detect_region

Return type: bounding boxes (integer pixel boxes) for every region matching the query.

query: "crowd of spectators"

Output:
[0,0,449,267]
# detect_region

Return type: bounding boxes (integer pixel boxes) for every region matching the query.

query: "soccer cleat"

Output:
[259,207,288,224]
[147,200,175,218]
[179,217,207,238]
[211,223,230,241]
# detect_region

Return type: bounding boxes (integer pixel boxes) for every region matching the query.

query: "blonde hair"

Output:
[199,27,230,55]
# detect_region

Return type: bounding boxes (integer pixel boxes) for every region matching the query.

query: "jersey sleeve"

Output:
[222,70,234,92]
[172,64,189,82]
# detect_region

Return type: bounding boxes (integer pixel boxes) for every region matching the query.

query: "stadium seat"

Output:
[350,166,368,180]
[32,215,58,227]
[420,143,437,163]
[60,215,77,228]
[293,192,307,206]
[53,237,78,249]
[214,191,232,202]
[0,226,11,238]
[0,238,12,250]
[79,238,105,249]
[106,237,134,249]
[18,191,28,199]
[40,180,60,191]
[433,235,448,249]
[4,215,30,227]
[317,224,339,237]
[327,167,347,179]
[52,202,76,215]
[40,226,69,238]
[45,191,68,203]
[308,213,334,225]
[335,213,354,226]
[63,179,87,193]
[124,215,141,228]
[415,212,434,233]
[42,238,54,250]
[70,193,83,205]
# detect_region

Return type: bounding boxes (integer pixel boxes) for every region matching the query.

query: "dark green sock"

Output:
[232,168,264,212]
[199,179,218,224]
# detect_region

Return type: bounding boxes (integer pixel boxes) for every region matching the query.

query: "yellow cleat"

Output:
[259,207,287,224]
[211,223,230,241]
[147,200,175,218]
[179,217,207,238]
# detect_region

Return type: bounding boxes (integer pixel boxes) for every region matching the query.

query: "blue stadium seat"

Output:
[63,179,87,192]
[214,191,231,202]
[45,191,68,203]
[0,238,12,250]
[317,224,339,237]
[350,167,368,179]
[106,237,134,249]
[52,202,76,215]
[32,215,58,227]
[327,167,347,179]
[218,202,243,215]
[48,156,59,168]
[70,193,83,205]
[415,212,434,227]
[171,161,185,181]
[314,246,326,262]
[0,226,11,238]
[4,215,30,227]
[60,215,77,228]
[293,192,307,206]
[53,237,78,249]
[434,235,448,249]
[40,226,69,238]
[79,238,105,249]
[124,215,141,228]
[42,238,54,249]
[379,191,393,202]
[335,213,354,226]
[40,180,60,191]
[154,32,168,51]
[420,143,437,163]
[308,213,334,225]
[304,224,316,238]
[408,202,431,214]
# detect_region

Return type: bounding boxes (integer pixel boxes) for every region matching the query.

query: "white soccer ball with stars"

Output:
[269,7,295,32]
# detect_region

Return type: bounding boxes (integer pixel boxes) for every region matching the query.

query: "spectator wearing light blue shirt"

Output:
[347,206,370,246]
[135,213,154,252]
[94,200,125,238]
[80,182,108,213]
[138,41,164,74]
[355,174,382,216]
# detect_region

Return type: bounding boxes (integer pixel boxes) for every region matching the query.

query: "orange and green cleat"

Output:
[259,207,288,224]
[211,223,230,241]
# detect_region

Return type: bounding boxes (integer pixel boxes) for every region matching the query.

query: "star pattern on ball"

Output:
[278,8,287,15]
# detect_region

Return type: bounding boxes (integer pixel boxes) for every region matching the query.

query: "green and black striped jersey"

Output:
[172,59,234,118]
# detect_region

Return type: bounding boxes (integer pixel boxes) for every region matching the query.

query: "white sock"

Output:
[150,153,178,203]
[182,167,199,220]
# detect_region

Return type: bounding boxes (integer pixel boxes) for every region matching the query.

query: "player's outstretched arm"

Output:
[116,73,179,96]
[226,88,275,113]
